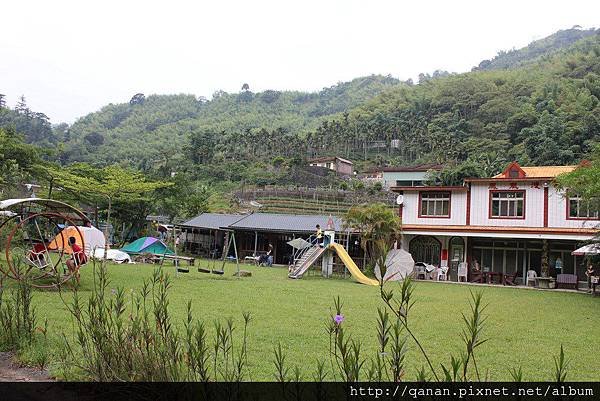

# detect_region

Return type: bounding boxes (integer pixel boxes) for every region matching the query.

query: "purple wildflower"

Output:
[333,314,344,325]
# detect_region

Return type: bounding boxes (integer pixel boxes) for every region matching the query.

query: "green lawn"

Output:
[10,261,600,381]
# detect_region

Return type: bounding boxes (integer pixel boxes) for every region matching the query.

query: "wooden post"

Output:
[232,231,240,277]
[254,231,258,256]
[221,231,230,271]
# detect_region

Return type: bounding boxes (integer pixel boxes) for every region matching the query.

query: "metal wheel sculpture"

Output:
[0,199,90,288]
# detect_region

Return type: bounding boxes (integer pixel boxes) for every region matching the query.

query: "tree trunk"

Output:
[103,197,112,263]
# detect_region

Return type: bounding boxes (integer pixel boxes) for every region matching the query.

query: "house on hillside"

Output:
[380,163,443,188]
[392,161,597,285]
[308,156,354,176]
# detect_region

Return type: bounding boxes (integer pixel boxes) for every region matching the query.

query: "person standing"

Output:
[266,243,273,267]
[315,224,323,247]
[554,257,563,276]
[585,262,596,293]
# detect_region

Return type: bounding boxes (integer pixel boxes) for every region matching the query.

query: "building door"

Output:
[409,236,441,266]
[449,237,464,281]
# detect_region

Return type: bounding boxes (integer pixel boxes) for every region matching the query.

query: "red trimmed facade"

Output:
[417,191,452,219]
[488,189,526,220]
[393,162,597,284]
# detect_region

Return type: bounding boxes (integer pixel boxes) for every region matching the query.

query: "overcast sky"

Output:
[1,0,598,124]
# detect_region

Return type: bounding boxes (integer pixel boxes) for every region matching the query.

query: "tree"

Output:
[344,203,401,281]
[241,83,250,91]
[15,95,30,116]
[555,145,600,210]
[47,164,171,259]
[130,93,145,105]
[0,127,40,198]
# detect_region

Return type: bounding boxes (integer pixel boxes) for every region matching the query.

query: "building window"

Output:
[419,192,450,217]
[568,195,599,219]
[490,191,525,218]
[396,180,424,187]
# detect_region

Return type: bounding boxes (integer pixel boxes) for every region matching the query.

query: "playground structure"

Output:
[288,228,379,286]
[0,198,92,288]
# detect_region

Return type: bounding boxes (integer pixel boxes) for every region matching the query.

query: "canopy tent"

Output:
[121,237,173,255]
[375,248,415,282]
[572,243,600,256]
[47,226,106,255]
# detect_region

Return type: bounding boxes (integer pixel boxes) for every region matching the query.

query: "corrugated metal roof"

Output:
[492,165,577,179]
[227,213,345,233]
[180,213,246,230]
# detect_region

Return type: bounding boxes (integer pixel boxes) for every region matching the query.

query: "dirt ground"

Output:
[0,352,52,382]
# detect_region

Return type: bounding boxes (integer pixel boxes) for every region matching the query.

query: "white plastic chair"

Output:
[458,262,468,282]
[437,266,448,281]
[414,264,426,280]
[526,270,537,287]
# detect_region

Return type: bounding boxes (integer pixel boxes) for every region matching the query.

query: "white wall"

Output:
[548,187,599,229]
[402,191,467,226]
[469,182,543,227]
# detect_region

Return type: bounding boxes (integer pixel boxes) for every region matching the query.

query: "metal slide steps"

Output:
[288,246,326,279]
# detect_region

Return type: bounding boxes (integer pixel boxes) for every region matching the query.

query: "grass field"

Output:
[8,260,600,381]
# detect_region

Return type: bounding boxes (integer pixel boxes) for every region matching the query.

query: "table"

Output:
[536,276,555,289]
[486,271,503,284]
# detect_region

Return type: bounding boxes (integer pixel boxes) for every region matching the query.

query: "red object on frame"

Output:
[441,249,448,261]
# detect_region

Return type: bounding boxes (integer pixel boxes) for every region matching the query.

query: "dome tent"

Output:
[48,226,105,255]
[121,237,173,255]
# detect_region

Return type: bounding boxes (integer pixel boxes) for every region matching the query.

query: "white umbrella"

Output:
[572,243,600,256]
[287,238,311,250]
[375,249,415,282]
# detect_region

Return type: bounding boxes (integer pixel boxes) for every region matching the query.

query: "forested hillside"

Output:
[473,27,597,71]
[55,75,401,167]
[311,29,600,183]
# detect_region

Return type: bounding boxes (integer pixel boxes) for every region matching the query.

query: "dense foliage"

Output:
[473,27,597,71]
[54,75,401,168]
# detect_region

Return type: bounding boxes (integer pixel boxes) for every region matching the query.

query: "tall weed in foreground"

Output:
[59,260,251,381]
[277,276,570,383]
[0,273,37,349]
[0,266,50,371]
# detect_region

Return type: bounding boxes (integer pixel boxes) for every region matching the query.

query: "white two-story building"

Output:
[392,162,597,283]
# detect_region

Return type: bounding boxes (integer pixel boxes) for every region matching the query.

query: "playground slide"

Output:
[329,243,379,286]
[289,246,326,279]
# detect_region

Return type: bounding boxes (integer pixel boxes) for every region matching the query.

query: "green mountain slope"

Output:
[58,75,401,166]
[473,27,598,71]
[312,31,600,179]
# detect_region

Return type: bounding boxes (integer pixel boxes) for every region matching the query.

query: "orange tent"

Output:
[47,226,105,254]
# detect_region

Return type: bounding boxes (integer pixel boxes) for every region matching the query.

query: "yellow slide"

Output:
[329,243,379,286]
